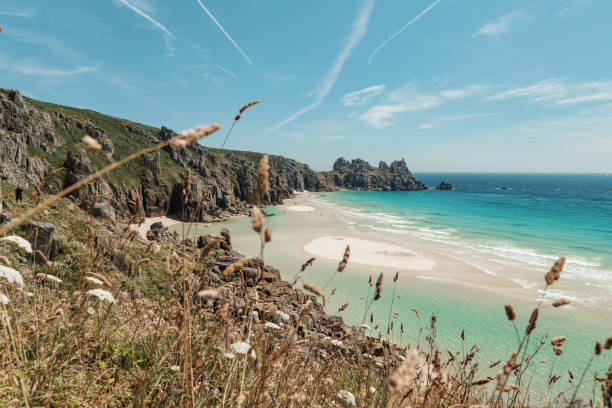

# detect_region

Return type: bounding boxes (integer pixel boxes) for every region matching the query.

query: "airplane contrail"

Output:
[118,0,175,40]
[368,0,440,66]
[194,0,256,68]
[255,0,376,137]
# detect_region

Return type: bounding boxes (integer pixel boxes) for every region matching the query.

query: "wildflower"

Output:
[230,341,251,355]
[369,386,376,394]
[330,339,343,347]
[170,365,180,372]
[37,273,62,284]
[0,235,32,254]
[264,322,281,330]
[0,265,25,287]
[86,288,115,303]
[86,307,95,315]
[0,293,9,305]
[337,390,356,406]
[85,276,104,286]
[224,352,236,360]
[275,310,290,322]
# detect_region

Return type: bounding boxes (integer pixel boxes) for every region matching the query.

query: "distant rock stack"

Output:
[436,181,453,190]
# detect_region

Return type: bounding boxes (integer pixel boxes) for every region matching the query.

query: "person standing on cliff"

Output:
[15,186,23,202]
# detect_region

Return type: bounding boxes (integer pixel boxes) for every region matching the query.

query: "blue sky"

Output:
[1,0,611,172]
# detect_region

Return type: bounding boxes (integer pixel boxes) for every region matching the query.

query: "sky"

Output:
[1,0,611,172]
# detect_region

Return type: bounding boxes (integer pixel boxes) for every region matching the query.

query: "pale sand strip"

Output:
[286,205,316,212]
[129,216,181,240]
[304,236,435,271]
[303,235,521,289]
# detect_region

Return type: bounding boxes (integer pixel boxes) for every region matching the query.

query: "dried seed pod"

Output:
[264,227,272,242]
[526,308,539,334]
[374,273,383,300]
[300,257,315,272]
[552,298,570,307]
[169,123,221,149]
[251,206,263,233]
[504,304,516,321]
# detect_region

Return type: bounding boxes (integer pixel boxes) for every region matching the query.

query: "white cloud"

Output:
[0,58,95,76]
[0,9,37,18]
[488,79,612,105]
[420,123,434,129]
[440,85,485,99]
[368,0,440,66]
[341,85,386,106]
[473,11,534,37]
[359,84,443,128]
[487,79,567,102]
[256,0,375,136]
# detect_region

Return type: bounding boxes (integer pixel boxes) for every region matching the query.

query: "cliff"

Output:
[0,88,334,222]
[1,88,427,222]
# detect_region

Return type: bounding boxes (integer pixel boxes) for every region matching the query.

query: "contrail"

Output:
[214,64,239,80]
[118,0,175,40]
[368,0,440,66]
[194,0,255,68]
[255,0,376,137]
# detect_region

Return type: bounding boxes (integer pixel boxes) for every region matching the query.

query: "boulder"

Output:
[21,222,62,259]
[93,202,117,223]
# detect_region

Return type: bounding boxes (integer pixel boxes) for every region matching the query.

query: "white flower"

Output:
[170,365,180,372]
[330,339,343,347]
[398,355,406,361]
[229,341,251,355]
[224,352,236,360]
[37,273,62,284]
[251,310,259,317]
[87,289,115,303]
[264,322,281,330]
[0,236,32,254]
[85,276,104,286]
[0,265,24,287]
[0,293,9,305]
[86,307,95,315]
[369,386,376,394]
[275,310,290,322]
[322,336,331,342]
[337,390,356,406]
[26,292,33,297]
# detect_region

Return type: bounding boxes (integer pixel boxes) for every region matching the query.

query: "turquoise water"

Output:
[320,173,612,299]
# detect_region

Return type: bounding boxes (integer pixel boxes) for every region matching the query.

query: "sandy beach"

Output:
[304,236,435,271]
[130,216,182,239]
[286,205,316,212]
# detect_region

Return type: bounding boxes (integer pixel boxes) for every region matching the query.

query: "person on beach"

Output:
[15,186,23,202]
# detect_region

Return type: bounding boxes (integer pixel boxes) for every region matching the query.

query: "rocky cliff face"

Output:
[0,89,336,222]
[325,157,426,191]
[1,88,427,222]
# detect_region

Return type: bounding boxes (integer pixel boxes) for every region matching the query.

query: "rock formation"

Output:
[325,157,426,191]
[436,181,453,190]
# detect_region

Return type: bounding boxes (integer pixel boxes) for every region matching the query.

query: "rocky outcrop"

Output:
[325,157,426,191]
[436,181,453,190]
[21,222,62,259]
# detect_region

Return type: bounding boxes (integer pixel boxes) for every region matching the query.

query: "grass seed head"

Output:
[82,135,102,153]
